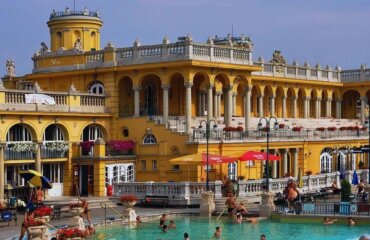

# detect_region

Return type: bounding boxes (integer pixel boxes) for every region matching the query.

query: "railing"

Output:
[1,89,107,113]
[34,41,253,73]
[50,10,100,19]
[114,172,368,204]
[5,143,35,160]
[41,141,68,159]
[192,128,369,142]
[106,147,133,156]
[253,62,340,82]
[341,67,370,82]
[275,202,370,216]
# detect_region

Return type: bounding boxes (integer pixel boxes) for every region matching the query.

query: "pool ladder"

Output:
[100,202,128,226]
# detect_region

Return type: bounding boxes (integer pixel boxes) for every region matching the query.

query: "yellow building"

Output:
[1,8,369,197]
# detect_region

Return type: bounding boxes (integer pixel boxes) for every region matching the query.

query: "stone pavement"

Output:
[3,202,199,240]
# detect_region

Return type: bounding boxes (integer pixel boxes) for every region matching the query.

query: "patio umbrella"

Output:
[297,168,303,188]
[352,170,359,185]
[239,151,280,161]
[18,169,53,189]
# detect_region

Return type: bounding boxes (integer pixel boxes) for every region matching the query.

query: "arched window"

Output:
[6,124,32,142]
[320,152,332,173]
[43,125,65,141]
[143,134,157,144]
[88,81,104,94]
[81,124,103,141]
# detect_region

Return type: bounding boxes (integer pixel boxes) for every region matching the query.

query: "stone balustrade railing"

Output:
[252,61,340,82]
[113,171,369,204]
[0,88,107,113]
[341,66,370,82]
[32,41,253,73]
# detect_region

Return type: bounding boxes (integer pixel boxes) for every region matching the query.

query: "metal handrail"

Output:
[100,202,128,225]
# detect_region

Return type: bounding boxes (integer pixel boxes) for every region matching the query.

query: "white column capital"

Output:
[162,83,171,90]
[133,86,142,91]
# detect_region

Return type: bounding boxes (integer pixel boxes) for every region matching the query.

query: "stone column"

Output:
[293,148,298,177]
[201,92,206,116]
[336,99,342,118]
[214,93,218,117]
[226,86,233,126]
[360,97,367,124]
[244,87,251,130]
[35,142,42,172]
[185,83,193,133]
[258,95,264,117]
[207,85,213,121]
[316,98,321,118]
[0,144,4,200]
[305,97,311,118]
[162,84,170,123]
[197,92,202,116]
[270,96,275,117]
[282,149,288,175]
[233,93,238,115]
[282,96,287,118]
[217,93,222,117]
[326,98,332,118]
[272,161,277,178]
[293,96,297,118]
[134,86,141,116]
[259,192,275,217]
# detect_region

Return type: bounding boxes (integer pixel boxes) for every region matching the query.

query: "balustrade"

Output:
[80,95,105,106]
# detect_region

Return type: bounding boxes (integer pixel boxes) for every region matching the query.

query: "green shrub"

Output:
[341,179,351,202]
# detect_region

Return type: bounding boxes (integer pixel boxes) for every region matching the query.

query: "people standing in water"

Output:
[184,232,190,240]
[213,226,222,239]
[347,217,355,226]
[323,217,337,225]
[260,234,266,240]
[225,196,237,216]
[159,213,167,227]
[168,220,176,229]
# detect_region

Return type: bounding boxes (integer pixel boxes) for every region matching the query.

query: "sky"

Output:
[0,0,370,76]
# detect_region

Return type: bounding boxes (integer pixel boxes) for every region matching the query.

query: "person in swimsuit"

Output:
[81,199,92,226]
[225,196,236,216]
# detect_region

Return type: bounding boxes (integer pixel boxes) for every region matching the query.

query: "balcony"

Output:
[4,141,69,160]
[0,88,107,114]
[5,143,35,160]
[74,140,136,160]
[191,128,369,143]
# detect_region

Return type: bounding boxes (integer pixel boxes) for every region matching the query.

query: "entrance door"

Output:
[144,86,156,115]
[80,165,89,196]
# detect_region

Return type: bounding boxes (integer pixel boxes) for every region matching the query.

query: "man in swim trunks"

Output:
[225,196,236,216]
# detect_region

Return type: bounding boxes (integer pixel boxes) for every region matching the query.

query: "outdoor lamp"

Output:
[273,122,279,130]
[258,122,263,130]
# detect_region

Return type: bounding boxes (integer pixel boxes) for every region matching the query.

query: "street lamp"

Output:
[258,117,279,192]
[364,116,370,184]
[199,119,217,191]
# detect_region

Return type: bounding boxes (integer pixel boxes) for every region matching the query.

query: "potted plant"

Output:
[57,227,89,240]
[236,126,244,132]
[80,141,94,155]
[292,126,303,132]
[316,127,326,131]
[107,140,135,155]
[120,194,138,207]
[327,127,337,131]
[360,126,367,131]
[340,179,352,214]
[12,142,38,152]
[45,141,70,152]
[34,206,53,222]
[305,170,312,176]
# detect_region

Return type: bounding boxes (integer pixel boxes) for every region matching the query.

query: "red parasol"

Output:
[201,153,236,165]
[239,151,280,161]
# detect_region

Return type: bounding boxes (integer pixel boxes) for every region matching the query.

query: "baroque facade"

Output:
[0,8,369,197]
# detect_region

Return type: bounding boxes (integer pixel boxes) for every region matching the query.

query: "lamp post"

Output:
[258,117,279,192]
[365,116,370,183]
[199,119,217,191]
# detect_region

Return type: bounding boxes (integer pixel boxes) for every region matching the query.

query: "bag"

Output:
[1,211,12,221]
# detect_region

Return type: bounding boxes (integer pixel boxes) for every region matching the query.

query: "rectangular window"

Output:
[171,164,180,171]
[141,160,146,171]
[152,160,157,171]
[245,161,255,167]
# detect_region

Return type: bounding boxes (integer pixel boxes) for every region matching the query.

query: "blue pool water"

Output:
[93,216,370,240]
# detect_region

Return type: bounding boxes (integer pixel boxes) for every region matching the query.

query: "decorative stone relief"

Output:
[270,50,286,65]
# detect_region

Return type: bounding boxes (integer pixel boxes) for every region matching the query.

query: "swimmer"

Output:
[323,217,337,225]
[347,217,355,226]
[213,226,221,239]
[169,220,176,229]
[162,224,168,233]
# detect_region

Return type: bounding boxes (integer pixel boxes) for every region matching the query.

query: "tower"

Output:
[47,7,103,52]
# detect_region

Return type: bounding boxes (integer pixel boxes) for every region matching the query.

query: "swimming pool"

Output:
[93,216,370,240]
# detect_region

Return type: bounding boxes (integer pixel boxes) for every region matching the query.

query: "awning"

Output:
[239,151,280,161]
[169,153,236,166]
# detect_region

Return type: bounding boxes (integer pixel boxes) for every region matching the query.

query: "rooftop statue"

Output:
[6,59,16,77]
[39,42,49,54]
[270,50,287,65]
[74,37,83,51]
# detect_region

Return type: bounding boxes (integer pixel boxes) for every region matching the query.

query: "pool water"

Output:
[93,216,370,240]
